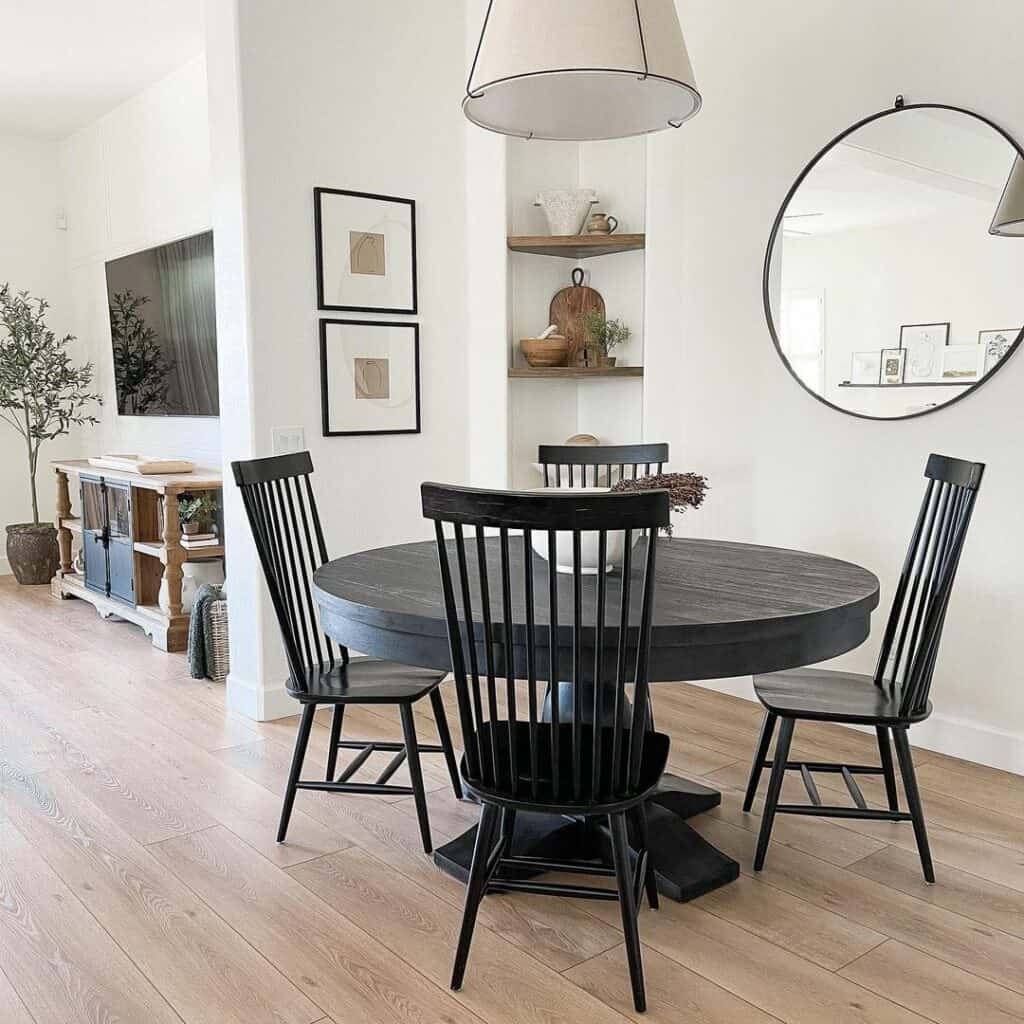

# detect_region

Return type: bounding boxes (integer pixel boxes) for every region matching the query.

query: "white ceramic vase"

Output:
[534,188,598,235]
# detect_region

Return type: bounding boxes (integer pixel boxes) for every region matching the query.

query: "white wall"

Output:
[206,0,471,718]
[0,135,74,568]
[646,0,1024,771]
[60,56,217,465]
[781,212,1024,416]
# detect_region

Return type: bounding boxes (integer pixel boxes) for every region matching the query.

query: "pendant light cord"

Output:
[466,0,494,99]
[634,0,650,80]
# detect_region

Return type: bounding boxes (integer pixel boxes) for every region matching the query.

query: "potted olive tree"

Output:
[0,285,101,584]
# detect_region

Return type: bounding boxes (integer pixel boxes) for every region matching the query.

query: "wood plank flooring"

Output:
[1,576,1023,1023]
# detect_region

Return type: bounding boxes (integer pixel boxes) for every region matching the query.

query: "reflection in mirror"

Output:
[766,105,1024,419]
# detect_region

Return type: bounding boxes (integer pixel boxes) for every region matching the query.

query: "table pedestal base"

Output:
[432,771,739,902]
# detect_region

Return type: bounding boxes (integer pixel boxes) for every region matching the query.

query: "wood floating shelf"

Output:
[509,366,644,380]
[838,381,973,389]
[507,233,645,259]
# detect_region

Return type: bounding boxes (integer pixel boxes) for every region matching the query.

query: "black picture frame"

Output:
[879,347,907,385]
[314,187,418,314]
[319,318,421,437]
[898,322,950,349]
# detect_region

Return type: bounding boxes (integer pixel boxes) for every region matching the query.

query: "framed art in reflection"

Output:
[320,319,421,436]
[978,328,1020,374]
[314,188,417,313]
[898,322,948,382]
[880,348,906,385]
[850,350,883,384]
[940,344,986,382]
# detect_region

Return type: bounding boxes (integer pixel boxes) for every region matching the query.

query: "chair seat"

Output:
[289,656,446,704]
[461,722,670,812]
[753,667,932,725]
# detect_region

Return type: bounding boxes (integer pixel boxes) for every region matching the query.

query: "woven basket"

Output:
[204,597,231,683]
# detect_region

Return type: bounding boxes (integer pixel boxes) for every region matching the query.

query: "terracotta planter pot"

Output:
[6,523,59,585]
[182,521,200,536]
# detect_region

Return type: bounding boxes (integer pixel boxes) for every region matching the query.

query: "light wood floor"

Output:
[2,576,1024,1024]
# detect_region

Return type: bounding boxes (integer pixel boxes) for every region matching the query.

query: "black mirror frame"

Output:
[763,100,1024,421]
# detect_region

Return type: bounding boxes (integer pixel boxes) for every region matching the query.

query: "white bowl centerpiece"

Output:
[528,473,709,575]
[528,487,639,575]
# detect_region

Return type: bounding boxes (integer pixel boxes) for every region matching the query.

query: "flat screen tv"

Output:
[105,230,219,417]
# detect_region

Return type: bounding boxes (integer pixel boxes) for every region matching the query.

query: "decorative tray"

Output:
[87,454,195,475]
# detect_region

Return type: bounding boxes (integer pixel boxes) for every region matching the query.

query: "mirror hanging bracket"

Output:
[894,94,905,109]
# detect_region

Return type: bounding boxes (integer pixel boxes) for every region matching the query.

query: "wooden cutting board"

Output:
[549,268,605,366]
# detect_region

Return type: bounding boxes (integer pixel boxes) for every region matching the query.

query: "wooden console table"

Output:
[51,459,223,652]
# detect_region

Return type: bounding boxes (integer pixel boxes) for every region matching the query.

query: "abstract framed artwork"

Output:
[898,322,949,382]
[940,344,986,383]
[880,348,906,385]
[850,350,883,384]
[314,188,417,313]
[978,328,1020,374]
[320,319,421,436]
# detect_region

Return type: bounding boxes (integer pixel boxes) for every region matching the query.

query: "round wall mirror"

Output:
[764,101,1024,419]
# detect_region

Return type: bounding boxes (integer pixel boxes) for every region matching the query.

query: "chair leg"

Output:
[400,703,433,854]
[743,711,777,812]
[499,807,517,850]
[892,727,935,883]
[430,687,463,800]
[876,726,899,812]
[609,811,646,1013]
[451,802,501,991]
[278,703,316,843]
[325,705,345,782]
[753,716,794,871]
[630,804,659,910]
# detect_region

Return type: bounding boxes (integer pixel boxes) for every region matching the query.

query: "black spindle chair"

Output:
[233,453,462,853]
[743,454,984,882]
[538,442,669,489]
[422,482,671,1013]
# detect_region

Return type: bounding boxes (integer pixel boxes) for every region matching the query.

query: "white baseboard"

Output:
[225,672,296,721]
[693,678,1024,777]
[908,712,1024,775]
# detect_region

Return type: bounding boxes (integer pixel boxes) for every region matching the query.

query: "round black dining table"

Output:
[313,536,879,901]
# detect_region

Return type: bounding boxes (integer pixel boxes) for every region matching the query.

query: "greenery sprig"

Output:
[611,471,708,535]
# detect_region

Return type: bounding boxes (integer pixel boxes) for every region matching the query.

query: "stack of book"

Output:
[181,531,219,551]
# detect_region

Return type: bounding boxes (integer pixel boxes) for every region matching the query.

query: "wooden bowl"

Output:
[521,335,569,368]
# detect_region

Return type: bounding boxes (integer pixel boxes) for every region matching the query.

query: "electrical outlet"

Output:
[272,426,305,455]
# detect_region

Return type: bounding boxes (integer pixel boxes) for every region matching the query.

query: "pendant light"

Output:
[990,156,1024,236]
[463,0,701,141]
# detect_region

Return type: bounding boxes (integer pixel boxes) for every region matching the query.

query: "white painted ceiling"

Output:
[783,108,1014,236]
[0,0,204,139]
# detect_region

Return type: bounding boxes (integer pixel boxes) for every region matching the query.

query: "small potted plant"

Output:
[178,492,219,536]
[582,310,632,367]
[0,285,101,584]
[612,472,708,534]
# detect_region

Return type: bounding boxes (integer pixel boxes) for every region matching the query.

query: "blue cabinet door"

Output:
[105,482,135,605]
[80,477,108,595]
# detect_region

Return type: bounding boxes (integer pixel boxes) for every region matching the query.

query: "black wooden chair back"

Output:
[232,452,342,687]
[874,454,984,718]
[538,442,669,488]
[422,483,670,805]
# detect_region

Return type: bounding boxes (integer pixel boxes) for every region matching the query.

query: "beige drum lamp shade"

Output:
[463,0,701,141]
[990,156,1024,236]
